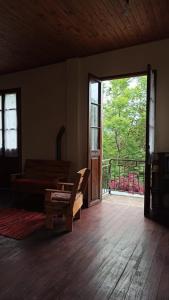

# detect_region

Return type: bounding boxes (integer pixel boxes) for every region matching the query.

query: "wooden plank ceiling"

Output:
[0,0,169,74]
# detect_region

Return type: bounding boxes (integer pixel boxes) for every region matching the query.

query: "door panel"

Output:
[144,65,156,216]
[91,156,100,201]
[88,76,102,206]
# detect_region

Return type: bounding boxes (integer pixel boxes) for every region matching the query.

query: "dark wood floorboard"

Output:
[0,194,169,300]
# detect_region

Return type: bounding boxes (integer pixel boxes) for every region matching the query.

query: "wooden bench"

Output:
[45,168,90,231]
[11,159,71,195]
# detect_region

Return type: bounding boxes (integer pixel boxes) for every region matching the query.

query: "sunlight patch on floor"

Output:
[103,193,144,208]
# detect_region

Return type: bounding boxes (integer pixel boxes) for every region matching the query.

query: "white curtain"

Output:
[4,94,17,151]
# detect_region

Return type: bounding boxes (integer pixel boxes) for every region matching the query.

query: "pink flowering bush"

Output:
[108,172,144,194]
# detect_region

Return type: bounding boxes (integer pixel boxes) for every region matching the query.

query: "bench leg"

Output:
[65,216,73,232]
[46,214,54,229]
[11,191,23,208]
[74,209,81,220]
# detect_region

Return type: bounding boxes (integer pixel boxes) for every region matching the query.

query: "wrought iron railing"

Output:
[102,158,145,195]
[102,159,110,194]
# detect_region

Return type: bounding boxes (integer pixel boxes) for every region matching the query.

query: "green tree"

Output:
[103,76,147,160]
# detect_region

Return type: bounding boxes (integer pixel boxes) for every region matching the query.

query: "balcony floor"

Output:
[103,192,144,207]
[0,193,169,299]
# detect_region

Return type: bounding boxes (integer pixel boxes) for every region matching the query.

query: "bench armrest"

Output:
[57,181,74,191]
[57,182,74,186]
[45,188,71,194]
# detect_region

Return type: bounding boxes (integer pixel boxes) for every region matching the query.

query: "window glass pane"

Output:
[5,110,17,129]
[91,128,99,150]
[0,96,2,151]
[91,104,99,127]
[5,94,16,109]
[0,129,2,149]
[0,112,2,129]
[5,129,17,150]
[91,82,99,104]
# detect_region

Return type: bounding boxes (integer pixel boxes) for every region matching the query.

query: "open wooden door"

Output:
[88,75,102,207]
[144,65,156,216]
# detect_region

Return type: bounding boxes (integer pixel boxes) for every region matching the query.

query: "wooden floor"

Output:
[0,194,169,300]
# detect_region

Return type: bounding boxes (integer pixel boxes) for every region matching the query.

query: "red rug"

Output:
[0,208,45,239]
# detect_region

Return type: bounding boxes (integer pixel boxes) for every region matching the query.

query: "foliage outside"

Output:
[102,76,147,160]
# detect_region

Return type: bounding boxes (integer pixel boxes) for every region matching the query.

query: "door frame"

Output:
[87,69,156,211]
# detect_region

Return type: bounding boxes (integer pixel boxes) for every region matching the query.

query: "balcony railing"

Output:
[102,158,145,195]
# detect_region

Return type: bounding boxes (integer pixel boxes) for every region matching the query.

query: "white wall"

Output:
[78,39,169,166]
[0,62,67,163]
[0,39,169,170]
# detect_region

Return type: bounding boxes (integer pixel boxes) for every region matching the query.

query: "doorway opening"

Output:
[102,75,147,202]
[88,66,155,215]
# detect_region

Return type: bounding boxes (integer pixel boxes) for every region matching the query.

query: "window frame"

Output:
[0,88,21,158]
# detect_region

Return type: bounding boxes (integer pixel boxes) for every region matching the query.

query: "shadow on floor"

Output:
[0,189,44,211]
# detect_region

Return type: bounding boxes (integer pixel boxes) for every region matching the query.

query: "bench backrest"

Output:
[24,159,70,179]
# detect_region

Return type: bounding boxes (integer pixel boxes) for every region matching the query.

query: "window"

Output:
[90,81,100,151]
[0,90,20,157]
